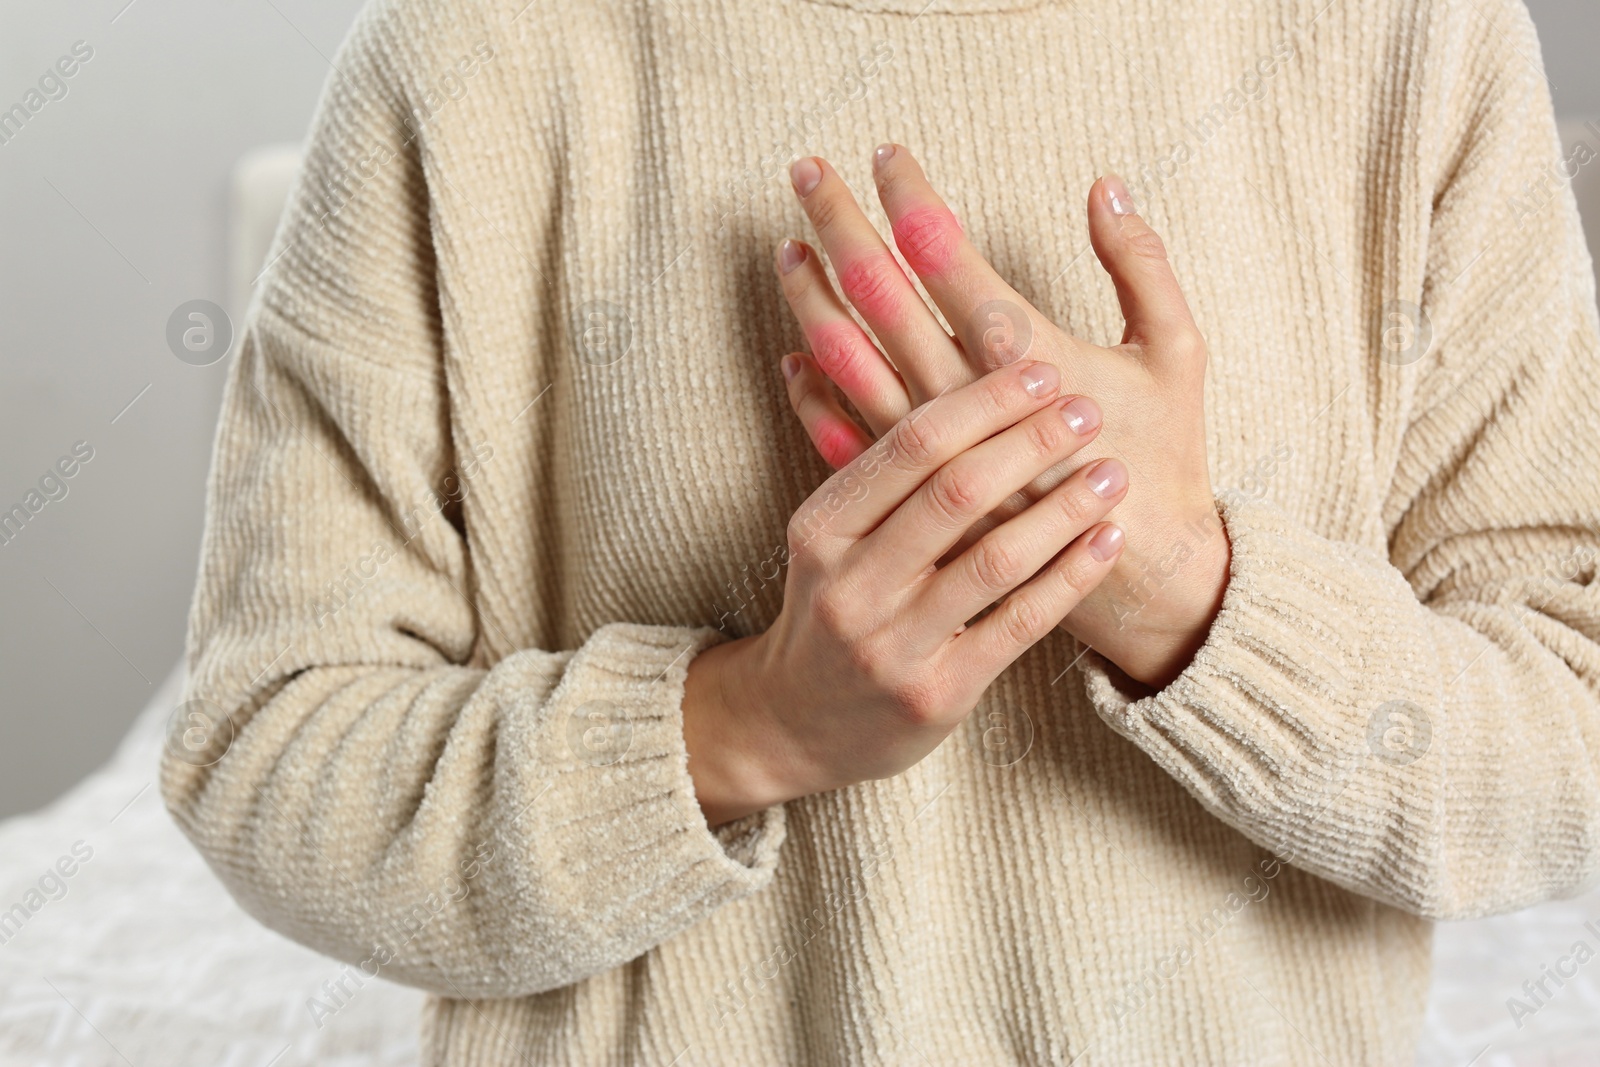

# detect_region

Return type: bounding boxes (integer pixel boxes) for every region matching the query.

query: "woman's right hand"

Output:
[683,358,1127,826]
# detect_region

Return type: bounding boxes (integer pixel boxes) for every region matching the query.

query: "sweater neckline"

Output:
[792,0,1052,15]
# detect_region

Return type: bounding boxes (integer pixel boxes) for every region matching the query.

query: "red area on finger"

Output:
[837,254,910,324]
[812,416,867,469]
[892,206,960,277]
[808,321,876,396]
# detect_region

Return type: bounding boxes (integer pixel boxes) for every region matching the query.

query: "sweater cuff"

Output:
[1076,494,1394,811]
[518,622,787,939]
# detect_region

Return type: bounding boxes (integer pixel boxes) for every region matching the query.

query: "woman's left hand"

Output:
[773,144,1230,690]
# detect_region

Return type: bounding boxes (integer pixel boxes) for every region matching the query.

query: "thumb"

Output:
[1087,174,1201,359]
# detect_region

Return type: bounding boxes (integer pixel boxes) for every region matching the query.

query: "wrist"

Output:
[682,636,809,828]
[1122,509,1231,688]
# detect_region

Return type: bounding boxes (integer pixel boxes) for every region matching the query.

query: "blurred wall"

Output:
[1528,0,1600,119]
[0,0,1596,819]
[0,0,368,818]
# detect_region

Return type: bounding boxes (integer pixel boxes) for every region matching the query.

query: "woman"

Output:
[162,0,1600,1062]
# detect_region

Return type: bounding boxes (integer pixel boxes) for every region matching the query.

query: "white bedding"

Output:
[2,661,1597,1065]
[0,661,421,1067]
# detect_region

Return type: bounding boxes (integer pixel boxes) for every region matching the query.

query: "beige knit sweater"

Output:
[161,0,1600,1062]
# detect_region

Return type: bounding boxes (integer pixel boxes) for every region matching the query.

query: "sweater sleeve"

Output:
[1076,0,1600,920]
[158,3,784,999]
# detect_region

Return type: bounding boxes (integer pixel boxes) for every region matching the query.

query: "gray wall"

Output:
[0,0,1596,819]
[0,0,367,818]
[1531,0,1600,118]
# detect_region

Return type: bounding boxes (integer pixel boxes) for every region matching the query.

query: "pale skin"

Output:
[683,145,1230,828]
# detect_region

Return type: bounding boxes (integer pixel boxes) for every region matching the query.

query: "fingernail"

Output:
[1088,524,1125,562]
[777,238,807,275]
[873,143,897,168]
[1103,174,1137,216]
[1020,361,1059,398]
[1061,396,1102,435]
[791,157,822,197]
[1086,459,1127,499]
[781,354,802,381]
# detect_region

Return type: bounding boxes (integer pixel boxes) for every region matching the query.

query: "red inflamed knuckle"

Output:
[838,254,907,322]
[812,324,868,380]
[893,207,960,276]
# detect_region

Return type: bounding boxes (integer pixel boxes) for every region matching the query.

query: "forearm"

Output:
[166,625,789,998]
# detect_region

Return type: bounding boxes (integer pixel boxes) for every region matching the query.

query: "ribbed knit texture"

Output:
[160,0,1600,1063]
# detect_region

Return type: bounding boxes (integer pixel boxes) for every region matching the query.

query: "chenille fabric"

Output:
[160,0,1600,1062]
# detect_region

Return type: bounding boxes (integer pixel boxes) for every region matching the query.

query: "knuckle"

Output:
[784,516,808,553]
[851,633,902,684]
[1051,485,1094,529]
[889,677,944,728]
[969,536,1022,592]
[785,518,814,557]
[1055,553,1100,600]
[928,464,986,525]
[1022,414,1064,458]
[811,584,853,634]
[795,392,834,434]
[874,167,906,199]
[889,412,940,467]
[786,509,829,558]
[892,207,959,276]
[1124,225,1170,262]
[805,189,845,234]
[812,325,869,382]
[1167,326,1208,365]
[996,595,1047,646]
[845,631,887,678]
[838,254,905,321]
[974,375,1016,423]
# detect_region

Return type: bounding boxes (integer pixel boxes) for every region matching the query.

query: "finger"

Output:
[788,360,1063,551]
[950,522,1125,682]
[776,238,911,435]
[789,155,967,401]
[911,457,1126,646]
[780,351,872,470]
[852,387,1106,590]
[1087,174,1204,362]
[870,142,1043,371]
